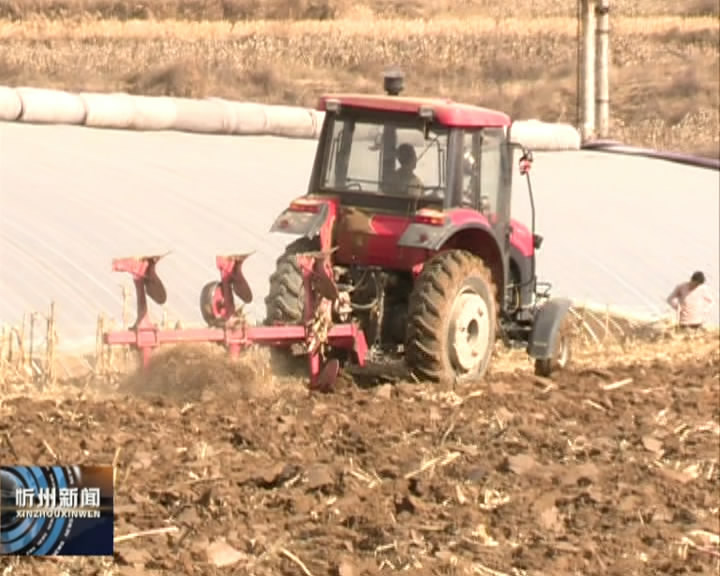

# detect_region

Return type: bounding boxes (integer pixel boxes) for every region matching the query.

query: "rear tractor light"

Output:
[289,201,321,213]
[414,213,447,226]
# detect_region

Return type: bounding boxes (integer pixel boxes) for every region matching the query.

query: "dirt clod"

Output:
[205,538,246,567]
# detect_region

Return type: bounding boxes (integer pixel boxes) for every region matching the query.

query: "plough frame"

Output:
[103,252,368,391]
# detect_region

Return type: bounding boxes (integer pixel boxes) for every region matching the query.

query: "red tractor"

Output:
[263,71,572,383]
[104,71,572,388]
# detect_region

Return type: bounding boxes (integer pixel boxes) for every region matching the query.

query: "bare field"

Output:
[1,334,719,575]
[1,14,718,156]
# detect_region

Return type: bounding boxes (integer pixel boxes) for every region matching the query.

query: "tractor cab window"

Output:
[321,116,448,200]
[462,128,506,215]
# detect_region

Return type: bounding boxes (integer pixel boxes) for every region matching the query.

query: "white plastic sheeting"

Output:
[173,97,234,134]
[0,85,582,148]
[16,87,87,125]
[509,120,581,151]
[311,111,325,139]
[264,105,319,139]
[219,100,269,135]
[0,123,319,351]
[1,122,718,357]
[130,95,178,131]
[81,92,137,129]
[265,105,314,138]
[0,87,22,121]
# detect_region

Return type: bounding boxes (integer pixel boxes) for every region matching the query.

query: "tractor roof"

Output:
[316,94,511,128]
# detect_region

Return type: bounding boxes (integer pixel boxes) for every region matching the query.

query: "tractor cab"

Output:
[272,71,537,311]
[316,96,511,215]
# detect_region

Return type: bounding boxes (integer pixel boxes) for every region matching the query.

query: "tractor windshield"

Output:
[319,115,448,200]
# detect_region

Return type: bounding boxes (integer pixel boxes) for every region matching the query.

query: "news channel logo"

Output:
[0,466,114,556]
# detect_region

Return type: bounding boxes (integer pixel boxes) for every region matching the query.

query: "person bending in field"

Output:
[385,143,424,197]
[666,271,714,330]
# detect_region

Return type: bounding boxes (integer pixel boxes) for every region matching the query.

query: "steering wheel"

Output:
[345,180,363,191]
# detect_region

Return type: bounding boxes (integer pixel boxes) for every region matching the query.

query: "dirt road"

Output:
[1,340,718,575]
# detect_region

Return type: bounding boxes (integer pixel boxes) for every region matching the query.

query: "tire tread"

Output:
[405,250,498,383]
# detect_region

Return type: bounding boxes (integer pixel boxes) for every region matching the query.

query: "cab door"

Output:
[465,128,511,247]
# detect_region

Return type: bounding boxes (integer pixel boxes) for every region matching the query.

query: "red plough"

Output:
[103,252,368,391]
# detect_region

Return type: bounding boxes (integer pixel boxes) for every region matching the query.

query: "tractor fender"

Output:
[398,220,497,252]
[399,221,505,296]
[527,297,572,360]
[269,201,330,239]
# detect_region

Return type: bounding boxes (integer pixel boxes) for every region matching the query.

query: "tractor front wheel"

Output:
[534,317,573,377]
[405,250,497,383]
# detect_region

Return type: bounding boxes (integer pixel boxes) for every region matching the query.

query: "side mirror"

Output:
[519,148,534,175]
[533,233,543,250]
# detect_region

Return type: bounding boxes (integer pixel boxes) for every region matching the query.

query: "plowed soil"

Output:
[1,340,719,576]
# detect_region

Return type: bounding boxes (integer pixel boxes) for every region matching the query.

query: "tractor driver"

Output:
[385,143,424,197]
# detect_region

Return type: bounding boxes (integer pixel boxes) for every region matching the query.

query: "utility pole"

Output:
[595,0,610,138]
[581,0,597,141]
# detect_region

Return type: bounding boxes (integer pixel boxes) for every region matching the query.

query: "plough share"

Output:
[103,252,368,391]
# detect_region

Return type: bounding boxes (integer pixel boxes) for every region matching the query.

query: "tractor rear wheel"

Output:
[405,250,497,383]
[264,236,319,372]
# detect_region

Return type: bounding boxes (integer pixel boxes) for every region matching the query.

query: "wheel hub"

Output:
[448,290,490,373]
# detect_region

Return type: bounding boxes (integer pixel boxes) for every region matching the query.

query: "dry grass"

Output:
[1,13,718,156]
[4,15,719,38]
[1,0,719,20]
